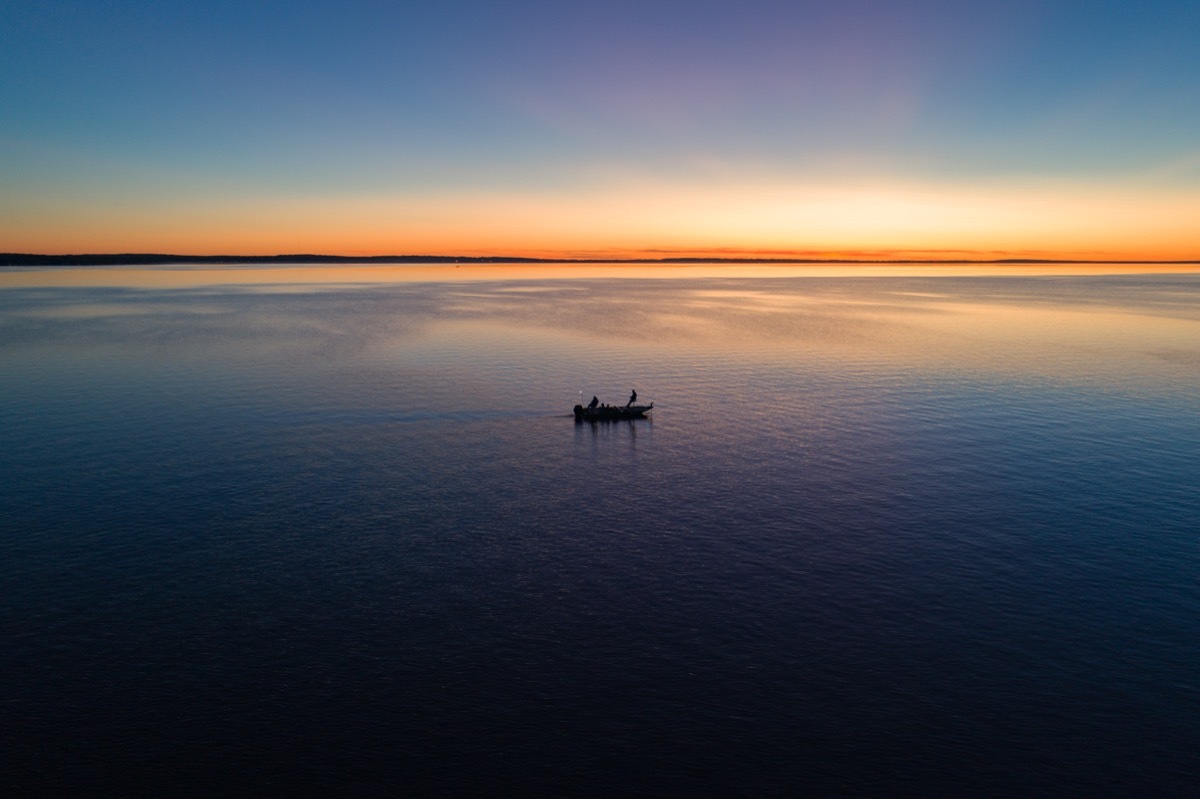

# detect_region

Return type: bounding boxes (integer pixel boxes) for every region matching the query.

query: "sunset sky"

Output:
[3,0,1198,260]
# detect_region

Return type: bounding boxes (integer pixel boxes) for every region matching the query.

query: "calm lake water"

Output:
[2,264,1198,795]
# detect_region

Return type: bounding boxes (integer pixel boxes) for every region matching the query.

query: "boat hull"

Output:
[573,403,653,422]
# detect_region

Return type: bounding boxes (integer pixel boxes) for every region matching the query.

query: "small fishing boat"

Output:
[573,402,654,422]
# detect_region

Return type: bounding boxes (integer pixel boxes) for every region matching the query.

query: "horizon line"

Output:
[4,253,1199,267]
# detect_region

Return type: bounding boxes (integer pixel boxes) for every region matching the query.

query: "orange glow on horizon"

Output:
[3,178,1198,262]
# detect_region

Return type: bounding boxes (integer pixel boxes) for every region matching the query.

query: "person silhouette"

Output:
[588,396,599,410]
[626,389,637,407]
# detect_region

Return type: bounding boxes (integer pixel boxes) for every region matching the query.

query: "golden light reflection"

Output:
[2,262,1198,292]
[4,263,1197,393]
[867,301,1200,386]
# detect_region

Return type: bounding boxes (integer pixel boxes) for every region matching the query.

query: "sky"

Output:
[2,0,1199,260]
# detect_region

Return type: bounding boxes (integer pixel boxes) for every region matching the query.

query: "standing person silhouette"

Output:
[626,389,637,408]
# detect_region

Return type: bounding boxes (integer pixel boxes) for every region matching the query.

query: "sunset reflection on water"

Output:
[3,261,1199,290]
[3,263,1197,401]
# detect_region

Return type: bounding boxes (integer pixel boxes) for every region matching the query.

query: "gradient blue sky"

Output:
[3,0,1199,258]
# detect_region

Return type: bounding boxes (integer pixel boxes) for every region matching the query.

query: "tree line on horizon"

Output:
[2,253,1196,266]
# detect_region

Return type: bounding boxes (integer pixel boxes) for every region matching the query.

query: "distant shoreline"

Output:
[3,253,1198,267]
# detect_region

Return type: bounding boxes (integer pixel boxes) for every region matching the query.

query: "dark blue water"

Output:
[2,268,1198,795]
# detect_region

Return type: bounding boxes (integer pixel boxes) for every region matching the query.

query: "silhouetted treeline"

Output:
[2,253,1195,266]
[0,253,545,266]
